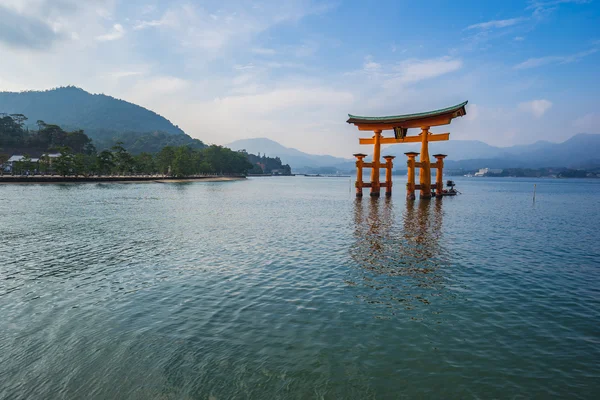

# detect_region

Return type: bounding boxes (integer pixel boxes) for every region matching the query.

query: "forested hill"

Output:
[0,86,185,137]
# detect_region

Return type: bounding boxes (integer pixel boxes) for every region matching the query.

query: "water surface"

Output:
[1,177,599,399]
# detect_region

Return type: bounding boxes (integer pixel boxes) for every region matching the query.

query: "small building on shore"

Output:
[5,155,40,173]
[475,168,503,177]
[3,153,61,174]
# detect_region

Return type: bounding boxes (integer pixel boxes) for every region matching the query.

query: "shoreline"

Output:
[0,175,246,184]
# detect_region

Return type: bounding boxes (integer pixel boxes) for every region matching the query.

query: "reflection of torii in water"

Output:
[352,198,444,269]
[349,198,449,316]
[403,199,444,263]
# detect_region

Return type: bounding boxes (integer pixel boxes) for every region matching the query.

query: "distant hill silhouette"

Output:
[226,138,352,172]
[228,134,600,172]
[383,133,600,169]
[0,86,205,152]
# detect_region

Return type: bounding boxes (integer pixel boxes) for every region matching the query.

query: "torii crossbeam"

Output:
[347,101,468,199]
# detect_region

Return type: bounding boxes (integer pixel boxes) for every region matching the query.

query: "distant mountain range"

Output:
[227,138,352,172]
[228,134,600,172]
[0,87,203,153]
[382,134,600,170]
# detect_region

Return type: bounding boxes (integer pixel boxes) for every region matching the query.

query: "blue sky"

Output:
[0,0,598,156]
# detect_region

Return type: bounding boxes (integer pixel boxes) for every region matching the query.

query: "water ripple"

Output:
[1,178,599,399]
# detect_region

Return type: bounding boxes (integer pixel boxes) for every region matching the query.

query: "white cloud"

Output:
[234,64,255,70]
[111,71,145,79]
[95,24,124,42]
[131,2,332,54]
[363,61,381,71]
[519,99,553,118]
[527,0,592,18]
[466,17,526,30]
[159,84,356,153]
[293,41,319,57]
[363,56,381,72]
[252,47,277,55]
[514,36,525,41]
[464,103,479,121]
[515,55,564,69]
[393,56,463,85]
[264,61,308,69]
[573,113,600,132]
[133,19,166,30]
[141,4,157,16]
[514,48,598,69]
[122,76,189,107]
[211,87,354,115]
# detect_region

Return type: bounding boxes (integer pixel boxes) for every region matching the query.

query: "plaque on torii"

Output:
[347,101,468,199]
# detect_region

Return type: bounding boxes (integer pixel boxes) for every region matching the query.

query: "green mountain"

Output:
[0,86,205,153]
[0,86,184,136]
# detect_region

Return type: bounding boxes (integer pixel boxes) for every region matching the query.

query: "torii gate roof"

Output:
[347,101,468,130]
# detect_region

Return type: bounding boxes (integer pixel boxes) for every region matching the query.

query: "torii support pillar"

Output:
[383,155,395,197]
[405,152,419,200]
[433,154,447,198]
[353,153,367,197]
[370,130,382,197]
[419,127,432,199]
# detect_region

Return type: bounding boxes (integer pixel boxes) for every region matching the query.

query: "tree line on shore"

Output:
[7,143,253,177]
[1,113,290,176]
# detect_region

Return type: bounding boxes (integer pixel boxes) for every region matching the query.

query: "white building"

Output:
[5,155,39,172]
[474,168,503,177]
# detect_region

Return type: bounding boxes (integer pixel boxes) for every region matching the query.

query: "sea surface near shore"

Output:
[1,176,598,399]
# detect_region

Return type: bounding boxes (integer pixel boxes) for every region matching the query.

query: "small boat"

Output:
[432,180,459,197]
[440,189,458,196]
[443,180,459,196]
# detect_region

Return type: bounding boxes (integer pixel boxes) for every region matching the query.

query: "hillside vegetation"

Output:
[0,86,203,152]
[0,86,184,137]
[0,113,289,176]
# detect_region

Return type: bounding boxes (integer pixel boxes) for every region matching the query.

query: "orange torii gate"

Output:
[347,101,468,199]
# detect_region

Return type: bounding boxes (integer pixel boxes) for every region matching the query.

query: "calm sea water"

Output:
[1,177,599,399]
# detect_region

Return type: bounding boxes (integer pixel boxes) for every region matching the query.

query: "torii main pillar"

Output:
[419,127,432,199]
[370,130,382,196]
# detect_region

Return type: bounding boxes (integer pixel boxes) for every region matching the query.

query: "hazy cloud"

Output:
[111,71,145,78]
[234,64,256,70]
[0,4,65,50]
[133,19,167,30]
[293,41,319,58]
[573,113,600,132]
[252,47,277,55]
[527,0,592,18]
[464,103,479,121]
[466,17,526,30]
[130,1,334,53]
[519,99,552,117]
[363,56,381,72]
[514,48,598,69]
[96,24,125,42]
[394,57,463,85]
